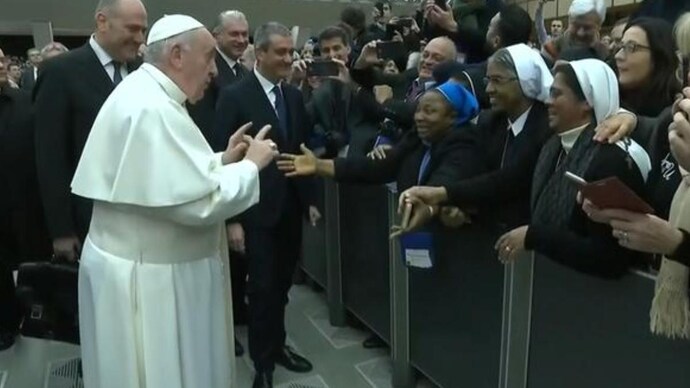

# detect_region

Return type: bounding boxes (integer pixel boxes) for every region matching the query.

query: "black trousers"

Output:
[246,203,302,372]
[230,251,248,324]
[0,195,19,334]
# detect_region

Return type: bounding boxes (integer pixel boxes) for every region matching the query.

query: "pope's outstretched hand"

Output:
[244,124,279,170]
[222,122,254,164]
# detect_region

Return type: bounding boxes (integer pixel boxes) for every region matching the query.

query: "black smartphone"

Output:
[434,0,449,10]
[385,24,405,40]
[306,60,339,77]
[377,41,407,60]
[397,18,414,28]
[683,56,689,88]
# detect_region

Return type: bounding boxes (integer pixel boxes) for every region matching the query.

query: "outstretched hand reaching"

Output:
[277,144,319,177]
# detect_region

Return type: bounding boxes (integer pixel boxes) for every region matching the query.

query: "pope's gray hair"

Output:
[144,29,200,65]
[213,10,248,35]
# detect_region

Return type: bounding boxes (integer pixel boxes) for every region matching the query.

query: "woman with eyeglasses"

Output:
[496,59,652,278]
[589,16,690,222]
[579,12,690,339]
[398,44,553,234]
[615,17,681,118]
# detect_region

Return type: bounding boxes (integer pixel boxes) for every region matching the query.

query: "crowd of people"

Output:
[1,0,690,387]
[3,43,69,90]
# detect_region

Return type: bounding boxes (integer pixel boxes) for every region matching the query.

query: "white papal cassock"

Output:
[71,63,258,388]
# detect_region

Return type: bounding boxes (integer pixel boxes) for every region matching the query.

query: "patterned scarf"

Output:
[651,169,690,339]
[531,125,600,227]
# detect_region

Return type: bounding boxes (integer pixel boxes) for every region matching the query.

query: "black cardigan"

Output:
[443,103,552,230]
[525,139,647,278]
[333,124,484,191]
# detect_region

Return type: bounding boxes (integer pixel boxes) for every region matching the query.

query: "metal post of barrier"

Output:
[324,180,347,326]
[387,189,415,388]
[498,252,535,388]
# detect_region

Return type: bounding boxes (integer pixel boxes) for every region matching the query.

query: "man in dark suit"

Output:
[0,47,52,350]
[187,10,250,144]
[214,22,320,388]
[33,0,147,261]
[187,9,251,357]
[20,47,41,92]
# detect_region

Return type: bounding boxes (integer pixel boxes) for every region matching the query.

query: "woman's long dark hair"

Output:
[620,17,681,117]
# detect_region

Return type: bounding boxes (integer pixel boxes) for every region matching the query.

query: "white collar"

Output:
[140,63,188,105]
[508,106,533,137]
[89,35,115,67]
[558,123,589,154]
[216,47,238,70]
[254,67,279,95]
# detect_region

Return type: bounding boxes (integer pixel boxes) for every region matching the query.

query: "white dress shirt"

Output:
[89,36,128,82]
[254,67,280,112]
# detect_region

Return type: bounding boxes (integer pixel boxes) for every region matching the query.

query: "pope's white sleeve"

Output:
[144,159,260,226]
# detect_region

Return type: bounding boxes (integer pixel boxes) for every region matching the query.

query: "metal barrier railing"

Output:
[301,182,690,388]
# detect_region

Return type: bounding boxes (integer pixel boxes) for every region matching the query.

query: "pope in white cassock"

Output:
[70,14,278,388]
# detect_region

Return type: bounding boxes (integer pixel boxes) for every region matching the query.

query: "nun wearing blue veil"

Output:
[401,44,555,233]
[277,81,483,229]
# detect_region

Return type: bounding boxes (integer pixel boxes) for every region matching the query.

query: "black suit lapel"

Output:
[284,86,300,147]
[77,44,114,97]
[247,74,283,145]
[215,53,236,87]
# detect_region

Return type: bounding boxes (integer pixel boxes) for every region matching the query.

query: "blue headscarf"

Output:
[434,80,480,128]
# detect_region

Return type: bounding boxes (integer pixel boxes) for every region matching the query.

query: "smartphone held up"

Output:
[306,60,340,77]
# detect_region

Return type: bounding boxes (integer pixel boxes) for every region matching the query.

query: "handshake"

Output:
[222,122,279,170]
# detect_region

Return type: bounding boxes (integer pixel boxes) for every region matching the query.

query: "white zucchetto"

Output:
[146,14,205,45]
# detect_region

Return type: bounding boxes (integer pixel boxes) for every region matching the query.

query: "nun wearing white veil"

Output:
[399,44,555,231]
[496,59,652,278]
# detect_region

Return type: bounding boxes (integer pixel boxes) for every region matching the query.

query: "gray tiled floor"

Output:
[0,284,436,388]
[235,284,391,388]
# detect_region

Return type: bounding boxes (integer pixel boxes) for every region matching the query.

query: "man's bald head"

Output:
[145,28,218,104]
[96,0,140,14]
[418,37,457,79]
[95,0,148,63]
